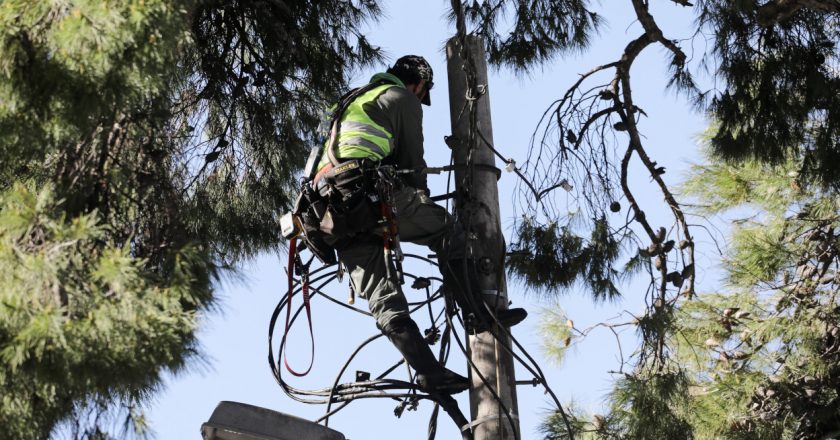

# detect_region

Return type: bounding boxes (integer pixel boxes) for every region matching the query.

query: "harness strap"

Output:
[312,163,334,188]
[381,201,394,282]
[282,238,315,377]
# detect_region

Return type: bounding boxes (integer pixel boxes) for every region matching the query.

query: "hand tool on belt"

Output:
[376,166,405,285]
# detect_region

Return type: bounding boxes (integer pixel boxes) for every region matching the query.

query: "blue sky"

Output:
[148,1,712,439]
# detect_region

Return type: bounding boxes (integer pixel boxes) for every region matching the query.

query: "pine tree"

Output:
[331,2,837,438]
[5,0,838,437]
[464,1,840,186]
[0,1,381,437]
[450,3,840,439]
[0,182,214,439]
[462,0,840,300]
[672,153,840,439]
[538,149,840,439]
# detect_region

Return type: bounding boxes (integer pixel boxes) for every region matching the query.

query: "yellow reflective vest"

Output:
[317,78,405,171]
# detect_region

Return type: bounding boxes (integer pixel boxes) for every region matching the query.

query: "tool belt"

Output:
[315,159,382,238]
[284,81,401,264]
[286,159,384,264]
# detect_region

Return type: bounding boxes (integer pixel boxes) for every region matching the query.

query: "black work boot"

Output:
[384,319,469,394]
[443,259,528,333]
[466,307,528,333]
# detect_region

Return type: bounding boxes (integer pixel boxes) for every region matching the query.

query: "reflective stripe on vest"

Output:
[318,83,400,170]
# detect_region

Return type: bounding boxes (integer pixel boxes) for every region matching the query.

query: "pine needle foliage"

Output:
[539,149,840,439]
[447,2,840,438]
[0,0,382,437]
[605,370,694,440]
[539,369,695,440]
[508,215,632,301]
[0,183,215,439]
[673,154,840,439]
[539,402,599,440]
[538,306,574,366]
[460,0,600,71]
[461,0,840,302]
[696,1,840,187]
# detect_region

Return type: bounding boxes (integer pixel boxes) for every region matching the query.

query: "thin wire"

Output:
[272,254,576,435]
[269,257,469,427]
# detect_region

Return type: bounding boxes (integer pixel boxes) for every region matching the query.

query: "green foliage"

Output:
[671,292,787,440]
[462,0,600,71]
[682,138,801,216]
[538,306,574,365]
[541,371,696,440]
[482,0,840,183]
[0,183,215,439]
[0,0,382,436]
[508,216,627,301]
[181,0,383,259]
[675,155,840,439]
[695,2,840,187]
[0,0,191,166]
[539,150,840,439]
[606,371,694,440]
[539,403,600,440]
[467,1,840,437]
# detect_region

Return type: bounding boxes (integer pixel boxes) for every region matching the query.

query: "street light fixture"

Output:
[202,401,346,440]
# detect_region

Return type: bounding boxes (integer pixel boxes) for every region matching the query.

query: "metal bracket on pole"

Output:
[481,290,507,310]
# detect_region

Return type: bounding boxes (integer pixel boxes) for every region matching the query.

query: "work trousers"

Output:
[338,185,464,330]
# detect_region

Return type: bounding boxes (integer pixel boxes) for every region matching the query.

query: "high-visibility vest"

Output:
[317,82,402,171]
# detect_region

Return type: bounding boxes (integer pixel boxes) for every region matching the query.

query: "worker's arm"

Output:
[371,87,429,193]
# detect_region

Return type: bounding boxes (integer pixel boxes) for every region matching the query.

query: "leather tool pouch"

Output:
[320,190,379,237]
[319,160,380,237]
[296,186,337,265]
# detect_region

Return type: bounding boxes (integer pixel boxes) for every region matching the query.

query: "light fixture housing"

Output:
[202,401,346,440]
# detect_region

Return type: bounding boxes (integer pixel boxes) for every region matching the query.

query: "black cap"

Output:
[388,55,434,106]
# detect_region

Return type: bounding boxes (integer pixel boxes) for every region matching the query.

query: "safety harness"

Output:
[279,80,408,377]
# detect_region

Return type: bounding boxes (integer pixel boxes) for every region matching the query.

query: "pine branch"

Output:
[756,0,840,27]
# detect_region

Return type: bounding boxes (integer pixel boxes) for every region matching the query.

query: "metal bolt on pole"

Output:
[446,35,521,440]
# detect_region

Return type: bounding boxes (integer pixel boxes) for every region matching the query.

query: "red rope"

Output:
[282,238,315,377]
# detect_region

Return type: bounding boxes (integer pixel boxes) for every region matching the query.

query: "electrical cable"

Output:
[272,251,575,438]
[323,333,385,426]
[271,10,575,436]
[269,254,469,429]
[446,258,520,440]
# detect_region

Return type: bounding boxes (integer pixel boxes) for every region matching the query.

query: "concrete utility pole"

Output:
[446,36,521,440]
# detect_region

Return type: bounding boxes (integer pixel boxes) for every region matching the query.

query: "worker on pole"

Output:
[303,55,527,394]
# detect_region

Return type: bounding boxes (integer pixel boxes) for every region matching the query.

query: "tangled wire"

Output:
[268,252,574,440]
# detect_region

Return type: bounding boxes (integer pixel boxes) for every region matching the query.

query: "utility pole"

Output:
[446,36,521,440]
